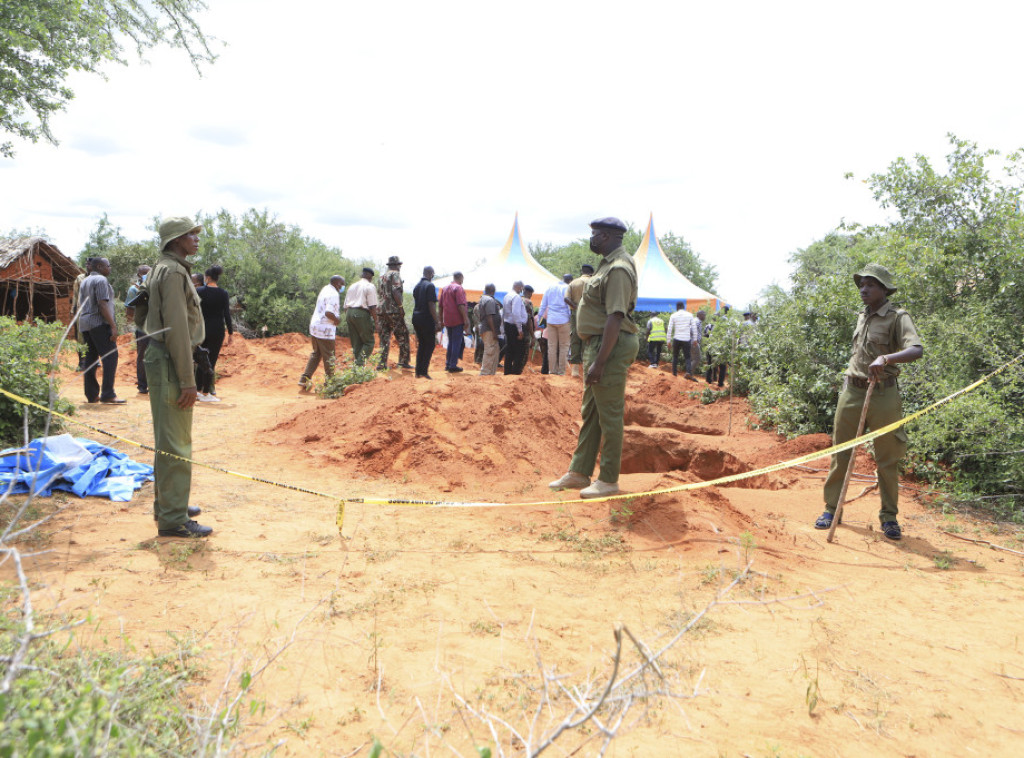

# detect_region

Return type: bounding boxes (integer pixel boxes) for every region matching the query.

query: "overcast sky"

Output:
[3,0,1022,306]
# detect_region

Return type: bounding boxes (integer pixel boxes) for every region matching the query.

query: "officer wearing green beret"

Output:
[145,217,211,538]
[549,217,639,499]
[815,263,923,540]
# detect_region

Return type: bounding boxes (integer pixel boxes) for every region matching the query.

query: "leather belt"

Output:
[847,376,897,389]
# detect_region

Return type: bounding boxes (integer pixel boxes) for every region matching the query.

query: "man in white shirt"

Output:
[538,275,572,375]
[503,281,528,375]
[345,268,380,366]
[666,301,696,379]
[299,275,345,391]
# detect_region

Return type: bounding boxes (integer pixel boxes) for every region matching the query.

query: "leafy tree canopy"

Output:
[0,0,214,157]
[530,223,718,295]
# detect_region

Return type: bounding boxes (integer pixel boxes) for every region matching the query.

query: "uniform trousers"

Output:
[689,342,702,375]
[377,310,411,368]
[83,324,119,402]
[568,331,639,484]
[823,380,908,523]
[144,341,194,530]
[567,310,583,365]
[301,336,337,384]
[545,321,570,375]
[347,308,375,366]
[412,313,436,376]
[479,330,500,375]
[671,339,691,376]
[134,330,150,392]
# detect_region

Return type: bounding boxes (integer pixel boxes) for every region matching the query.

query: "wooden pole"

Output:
[827,378,876,543]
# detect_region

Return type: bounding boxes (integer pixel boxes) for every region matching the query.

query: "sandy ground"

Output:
[12,333,1024,756]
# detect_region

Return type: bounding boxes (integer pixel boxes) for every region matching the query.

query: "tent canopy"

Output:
[434,214,557,305]
[633,214,725,313]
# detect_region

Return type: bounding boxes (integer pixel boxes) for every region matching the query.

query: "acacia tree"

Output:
[0,0,214,157]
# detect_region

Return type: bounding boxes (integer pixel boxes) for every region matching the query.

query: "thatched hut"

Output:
[0,237,83,324]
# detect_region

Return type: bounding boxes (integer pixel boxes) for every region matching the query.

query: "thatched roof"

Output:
[0,236,82,281]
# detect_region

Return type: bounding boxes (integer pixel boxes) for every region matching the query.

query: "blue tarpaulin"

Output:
[0,434,153,502]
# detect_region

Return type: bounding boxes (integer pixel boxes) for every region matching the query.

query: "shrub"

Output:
[318,364,380,399]
[0,317,76,445]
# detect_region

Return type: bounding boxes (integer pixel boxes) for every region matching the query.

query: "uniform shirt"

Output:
[377,269,404,315]
[538,282,570,325]
[503,290,527,326]
[78,272,114,332]
[846,300,922,380]
[667,308,695,342]
[344,278,378,310]
[476,294,501,334]
[566,275,591,307]
[646,316,666,342]
[576,247,638,338]
[438,281,467,327]
[309,283,341,339]
[145,249,205,389]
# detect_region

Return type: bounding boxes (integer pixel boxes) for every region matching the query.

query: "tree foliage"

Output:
[743,135,1024,518]
[0,0,214,157]
[530,224,718,294]
[0,317,75,444]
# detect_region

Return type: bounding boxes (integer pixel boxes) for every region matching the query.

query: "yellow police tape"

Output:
[2,350,1021,530]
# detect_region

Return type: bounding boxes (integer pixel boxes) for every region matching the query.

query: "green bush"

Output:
[318,364,380,399]
[0,318,76,445]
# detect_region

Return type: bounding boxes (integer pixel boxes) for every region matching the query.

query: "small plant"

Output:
[739,531,757,563]
[699,563,722,586]
[318,364,380,398]
[610,504,634,523]
[470,620,501,637]
[933,551,955,570]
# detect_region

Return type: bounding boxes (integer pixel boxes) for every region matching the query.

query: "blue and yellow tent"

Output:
[633,214,725,313]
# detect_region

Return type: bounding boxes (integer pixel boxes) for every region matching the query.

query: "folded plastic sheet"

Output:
[0,434,153,502]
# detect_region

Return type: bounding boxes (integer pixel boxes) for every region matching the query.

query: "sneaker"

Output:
[548,471,591,490]
[197,393,220,403]
[158,519,212,538]
[814,511,838,529]
[154,505,202,521]
[138,388,149,395]
[398,363,414,369]
[99,397,126,405]
[580,480,620,499]
[881,521,902,540]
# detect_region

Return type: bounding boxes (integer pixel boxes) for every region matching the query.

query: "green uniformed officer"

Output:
[376,255,412,370]
[549,217,639,499]
[145,217,211,538]
[815,263,923,540]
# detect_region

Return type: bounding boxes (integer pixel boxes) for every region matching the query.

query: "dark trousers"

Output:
[83,324,118,401]
[672,339,691,376]
[445,324,464,369]
[134,329,150,391]
[200,328,225,394]
[539,337,549,374]
[647,340,664,366]
[503,323,525,375]
[412,313,436,376]
[706,356,726,386]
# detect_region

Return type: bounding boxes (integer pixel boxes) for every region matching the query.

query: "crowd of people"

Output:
[68,215,920,545]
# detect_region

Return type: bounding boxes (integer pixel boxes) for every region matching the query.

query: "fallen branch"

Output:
[941,532,1024,556]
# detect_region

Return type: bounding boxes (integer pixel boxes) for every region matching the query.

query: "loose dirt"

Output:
[16,334,1024,756]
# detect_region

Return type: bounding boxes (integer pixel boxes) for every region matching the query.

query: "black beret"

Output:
[362,267,374,276]
[590,217,627,233]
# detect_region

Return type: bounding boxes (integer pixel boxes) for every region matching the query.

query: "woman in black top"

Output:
[196,265,233,401]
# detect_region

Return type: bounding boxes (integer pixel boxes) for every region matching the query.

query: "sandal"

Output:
[814,511,835,529]
[881,521,902,540]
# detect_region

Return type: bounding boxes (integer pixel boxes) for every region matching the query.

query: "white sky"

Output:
[3,0,1023,306]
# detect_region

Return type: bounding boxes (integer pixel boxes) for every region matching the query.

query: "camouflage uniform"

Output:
[377,267,410,368]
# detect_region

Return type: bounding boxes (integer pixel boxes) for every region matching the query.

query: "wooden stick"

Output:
[942,531,1024,556]
[827,379,876,543]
